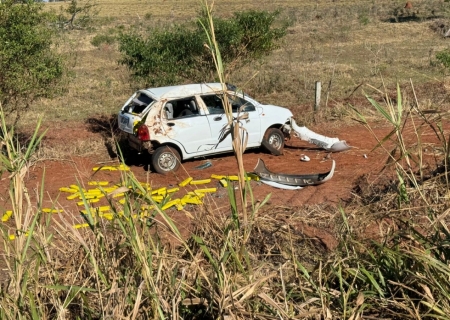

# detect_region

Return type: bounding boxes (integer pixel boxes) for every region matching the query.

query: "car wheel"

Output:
[262,128,285,155]
[151,146,181,174]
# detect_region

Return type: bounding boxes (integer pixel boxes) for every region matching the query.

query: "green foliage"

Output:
[56,0,99,30]
[358,11,370,25]
[0,0,65,122]
[310,215,450,318]
[436,49,450,69]
[118,9,288,86]
[354,83,429,206]
[0,107,49,316]
[119,26,205,86]
[91,33,116,47]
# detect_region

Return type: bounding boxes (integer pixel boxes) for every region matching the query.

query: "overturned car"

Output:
[118,83,349,174]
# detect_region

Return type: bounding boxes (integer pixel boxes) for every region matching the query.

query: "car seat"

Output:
[179,100,197,117]
[165,103,174,120]
[189,100,198,113]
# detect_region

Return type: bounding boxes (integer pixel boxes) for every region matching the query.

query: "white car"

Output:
[118,83,351,174]
[118,83,293,174]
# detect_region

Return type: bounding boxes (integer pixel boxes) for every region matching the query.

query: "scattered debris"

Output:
[300,155,310,162]
[260,180,303,190]
[284,118,351,152]
[179,177,193,187]
[253,158,335,187]
[195,161,213,170]
[190,179,211,185]
[92,164,130,171]
[1,210,12,222]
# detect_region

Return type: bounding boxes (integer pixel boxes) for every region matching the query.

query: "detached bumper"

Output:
[284,118,350,152]
[253,158,335,187]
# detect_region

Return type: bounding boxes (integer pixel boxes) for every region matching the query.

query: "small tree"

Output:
[56,0,99,30]
[0,0,65,123]
[118,9,288,87]
[436,49,450,70]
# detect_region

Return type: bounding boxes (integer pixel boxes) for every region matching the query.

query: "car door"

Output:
[200,93,261,152]
[161,96,213,155]
[228,93,261,147]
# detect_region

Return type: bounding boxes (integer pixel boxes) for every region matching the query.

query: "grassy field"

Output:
[31,0,450,126]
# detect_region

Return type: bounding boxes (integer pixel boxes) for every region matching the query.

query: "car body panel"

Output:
[148,83,223,100]
[163,115,213,154]
[204,109,262,151]
[258,104,293,135]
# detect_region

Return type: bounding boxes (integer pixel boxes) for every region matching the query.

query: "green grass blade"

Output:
[365,95,395,126]
[360,267,385,298]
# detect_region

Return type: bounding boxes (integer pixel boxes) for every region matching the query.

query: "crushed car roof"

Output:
[144,83,226,100]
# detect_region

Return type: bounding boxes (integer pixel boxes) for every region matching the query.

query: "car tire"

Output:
[151,146,181,174]
[262,128,285,155]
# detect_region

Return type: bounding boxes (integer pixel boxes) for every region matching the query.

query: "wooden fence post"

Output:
[314,81,321,112]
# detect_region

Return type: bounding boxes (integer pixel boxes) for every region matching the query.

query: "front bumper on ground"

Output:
[283,118,350,152]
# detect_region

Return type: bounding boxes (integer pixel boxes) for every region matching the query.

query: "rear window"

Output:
[125,92,154,114]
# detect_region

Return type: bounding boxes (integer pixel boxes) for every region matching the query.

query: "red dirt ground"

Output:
[32,120,442,203]
[24,123,383,206]
[0,118,445,249]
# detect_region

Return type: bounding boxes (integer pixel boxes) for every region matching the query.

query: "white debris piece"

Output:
[300,155,310,162]
[260,180,304,190]
[285,118,350,152]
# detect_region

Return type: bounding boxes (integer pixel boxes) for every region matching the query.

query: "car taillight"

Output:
[137,124,150,141]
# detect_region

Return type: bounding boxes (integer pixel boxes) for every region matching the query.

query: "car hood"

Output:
[261,104,293,117]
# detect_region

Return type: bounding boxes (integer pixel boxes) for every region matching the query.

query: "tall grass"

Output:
[198,0,252,245]
[0,105,48,318]
[302,83,450,319]
[4,3,450,319]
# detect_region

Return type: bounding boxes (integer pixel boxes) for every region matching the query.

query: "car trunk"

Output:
[118,91,155,134]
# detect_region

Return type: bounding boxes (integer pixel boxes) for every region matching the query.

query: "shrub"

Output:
[118,9,288,86]
[55,0,99,30]
[91,33,116,47]
[436,49,450,69]
[0,0,65,123]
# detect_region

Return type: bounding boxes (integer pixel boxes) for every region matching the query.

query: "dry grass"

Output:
[5,2,450,318]
[27,0,450,130]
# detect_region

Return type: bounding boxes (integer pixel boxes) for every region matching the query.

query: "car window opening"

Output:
[228,94,255,112]
[165,97,199,119]
[201,94,255,114]
[125,92,154,114]
[201,94,225,114]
